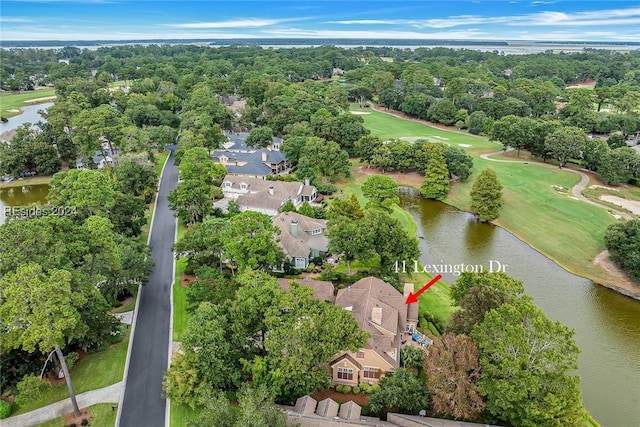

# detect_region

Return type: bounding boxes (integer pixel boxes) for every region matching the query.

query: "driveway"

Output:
[117,151,177,427]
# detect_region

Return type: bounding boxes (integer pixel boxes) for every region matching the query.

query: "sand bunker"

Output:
[7,109,20,112]
[350,111,371,115]
[24,96,56,103]
[400,136,450,144]
[458,143,472,147]
[599,195,640,215]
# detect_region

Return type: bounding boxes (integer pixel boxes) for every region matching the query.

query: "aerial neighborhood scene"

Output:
[1,1,640,426]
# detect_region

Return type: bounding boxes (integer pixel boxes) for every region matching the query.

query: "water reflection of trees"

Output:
[0,184,50,206]
[464,217,496,258]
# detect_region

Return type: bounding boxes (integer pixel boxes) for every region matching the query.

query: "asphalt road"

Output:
[119,151,177,427]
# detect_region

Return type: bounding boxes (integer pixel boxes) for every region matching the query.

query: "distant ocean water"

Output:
[2,39,639,55]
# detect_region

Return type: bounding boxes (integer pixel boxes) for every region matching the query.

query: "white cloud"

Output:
[167,18,301,29]
[0,27,260,41]
[263,28,488,40]
[327,7,640,29]
[0,17,32,23]
[513,9,640,26]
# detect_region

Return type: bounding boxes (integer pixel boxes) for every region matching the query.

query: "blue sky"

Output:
[1,1,639,42]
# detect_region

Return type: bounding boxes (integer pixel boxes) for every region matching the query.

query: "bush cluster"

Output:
[0,400,12,419]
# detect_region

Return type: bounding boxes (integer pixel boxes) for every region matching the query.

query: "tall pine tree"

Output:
[420,151,449,200]
[470,168,503,222]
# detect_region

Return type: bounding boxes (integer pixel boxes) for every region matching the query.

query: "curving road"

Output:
[480,149,633,220]
[117,151,177,427]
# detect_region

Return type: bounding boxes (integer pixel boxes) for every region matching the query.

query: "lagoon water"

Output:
[0,102,54,134]
[400,190,640,427]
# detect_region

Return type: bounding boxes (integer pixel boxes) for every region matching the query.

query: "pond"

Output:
[0,184,51,225]
[399,189,640,427]
[0,102,54,134]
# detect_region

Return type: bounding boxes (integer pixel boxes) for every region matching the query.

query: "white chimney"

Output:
[291,220,298,238]
[262,151,267,162]
[268,186,274,196]
[304,177,310,186]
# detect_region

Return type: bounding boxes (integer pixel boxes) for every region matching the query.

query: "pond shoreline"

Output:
[366,104,640,301]
[0,175,53,189]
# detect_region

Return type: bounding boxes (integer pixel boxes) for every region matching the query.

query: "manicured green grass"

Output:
[169,402,202,427]
[407,271,457,326]
[169,220,200,425]
[155,150,170,177]
[173,220,189,341]
[0,175,52,189]
[0,89,57,118]
[357,107,622,284]
[447,156,616,282]
[12,331,130,415]
[36,403,118,427]
[352,107,499,156]
[335,161,416,235]
[173,258,189,342]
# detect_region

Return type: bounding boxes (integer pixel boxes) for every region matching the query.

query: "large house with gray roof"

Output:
[273,275,425,387]
[329,277,421,387]
[213,132,289,178]
[221,175,317,216]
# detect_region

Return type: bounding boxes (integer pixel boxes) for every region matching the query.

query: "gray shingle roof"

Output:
[334,277,410,367]
[272,212,328,259]
[213,148,287,177]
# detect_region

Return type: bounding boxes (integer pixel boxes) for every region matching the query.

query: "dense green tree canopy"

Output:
[470,168,503,222]
[369,368,430,418]
[604,219,640,282]
[421,151,449,201]
[472,298,586,427]
[296,137,350,183]
[222,211,284,272]
[361,175,400,212]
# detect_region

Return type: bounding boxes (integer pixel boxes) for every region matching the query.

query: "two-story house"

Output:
[221,175,317,216]
[213,132,289,178]
[329,277,421,387]
[272,212,328,269]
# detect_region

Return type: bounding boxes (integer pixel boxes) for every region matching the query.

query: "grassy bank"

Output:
[0,175,52,189]
[353,107,621,285]
[35,403,118,427]
[12,330,130,415]
[0,89,56,119]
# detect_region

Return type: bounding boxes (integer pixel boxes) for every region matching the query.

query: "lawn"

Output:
[169,402,202,427]
[172,221,190,342]
[0,89,56,118]
[140,149,171,241]
[155,150,170,177]
[352,106,499,157]
[335,160,417,235]
[35,403,118,427]
[168,221,199,426]
[0,175,52,189]
[173,257,189,342]
[12,330,130,415]
[356,107,621,284]
[406,270,456,326]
